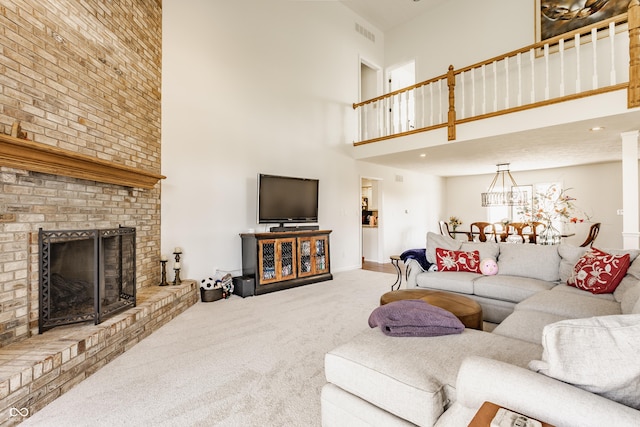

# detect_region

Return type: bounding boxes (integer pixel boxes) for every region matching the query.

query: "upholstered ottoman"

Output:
[380,289,483,330]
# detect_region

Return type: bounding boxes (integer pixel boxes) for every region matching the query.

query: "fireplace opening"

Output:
[39,226,136,333]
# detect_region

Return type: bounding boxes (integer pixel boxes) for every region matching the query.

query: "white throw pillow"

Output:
[528,314,640,409]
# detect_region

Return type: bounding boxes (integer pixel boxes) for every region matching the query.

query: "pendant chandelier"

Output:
[481,163,528,207]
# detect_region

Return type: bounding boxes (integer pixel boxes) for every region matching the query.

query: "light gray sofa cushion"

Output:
[516,290,621,318]
[449,356,640,427]
[474,275,556,304]
[460,241,499,262]
[615,256,640,302]
[324,328,541,427]
[492,309,569,344]
[497,243,560,282]
[618,278,640,314]
[551,283,616,301]
[321,384,415,427]
[426,232,461,264]
[558,244,589,283]
[529,314,640,410]
[416,271,478,294]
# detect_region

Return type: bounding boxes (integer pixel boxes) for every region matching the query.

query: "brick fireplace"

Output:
[0,1,198,424]
[0,0,164,347]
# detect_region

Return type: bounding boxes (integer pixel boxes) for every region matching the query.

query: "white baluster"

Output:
[405,90,410,131]
[504,56,510,109]
[544,44,550,100]
[610,22,616,85]
[420,85,425,129]
[429,82,434,126]
[592,28,598,89]
[471,67,476,117]
[377,100,383,138]
[396,94,401,134]
[517,52,522,107]
[363,103,368,140]
[575,33,581,93]
[529,48,535,103]
[461,71,466,119]
[493,61,498,112]
[438,79,443,123]
[384,97,389,137]
[482,64,487,114]
[559,38,565,96]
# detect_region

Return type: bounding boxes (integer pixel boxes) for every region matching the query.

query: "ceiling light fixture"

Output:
[481,163,528,207]
[590,126,604,131]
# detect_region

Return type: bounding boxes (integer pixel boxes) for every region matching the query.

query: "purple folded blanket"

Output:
[368,299,465,337]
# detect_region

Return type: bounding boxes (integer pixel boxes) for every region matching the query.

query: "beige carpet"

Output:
[21,269,393,427]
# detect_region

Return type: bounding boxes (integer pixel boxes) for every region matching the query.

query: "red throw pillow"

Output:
[567,247,630,294]
[435,248,481,273]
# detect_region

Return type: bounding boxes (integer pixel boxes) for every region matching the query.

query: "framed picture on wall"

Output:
[535,0,631,42]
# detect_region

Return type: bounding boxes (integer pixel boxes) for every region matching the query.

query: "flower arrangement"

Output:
[519,185,590,225]
[448,216,462,231]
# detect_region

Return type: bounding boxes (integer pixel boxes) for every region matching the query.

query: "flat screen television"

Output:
[257,174,319,226]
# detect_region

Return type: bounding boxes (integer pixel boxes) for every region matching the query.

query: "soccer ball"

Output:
[200,278,215,290]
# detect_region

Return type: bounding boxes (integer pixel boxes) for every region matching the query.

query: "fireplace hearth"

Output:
[38,226,136,333]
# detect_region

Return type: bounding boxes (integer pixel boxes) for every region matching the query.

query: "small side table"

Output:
[390,255,402,290]
[468,401,554,427]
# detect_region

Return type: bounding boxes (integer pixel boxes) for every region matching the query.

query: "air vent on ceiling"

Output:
[355,23,375,43]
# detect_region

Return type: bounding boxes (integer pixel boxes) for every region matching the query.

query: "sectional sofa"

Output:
[321,232,640,427]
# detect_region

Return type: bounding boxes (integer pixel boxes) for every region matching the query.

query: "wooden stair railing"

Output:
[354,2,639,146]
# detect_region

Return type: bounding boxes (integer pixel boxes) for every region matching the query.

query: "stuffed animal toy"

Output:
[480,258,498,276]
[220,273,234,298]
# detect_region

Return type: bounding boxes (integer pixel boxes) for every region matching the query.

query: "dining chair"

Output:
[508,222,545,244]
[439,220,454,238]
[579,222,601,247]
[470,222,497,242]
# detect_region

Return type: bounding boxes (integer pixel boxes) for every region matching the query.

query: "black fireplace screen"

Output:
[39,227,136,333]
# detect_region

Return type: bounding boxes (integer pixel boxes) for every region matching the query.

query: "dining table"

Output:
[448,229,574,243]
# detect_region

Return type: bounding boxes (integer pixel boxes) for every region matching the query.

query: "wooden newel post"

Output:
[447,65,456,141]
[628,0,640,108]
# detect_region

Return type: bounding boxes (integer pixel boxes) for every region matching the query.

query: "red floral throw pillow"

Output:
[567,247,631,294]
[435,248,481,273]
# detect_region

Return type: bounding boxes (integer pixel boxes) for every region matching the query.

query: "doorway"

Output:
[361,177,383,264]
[359,58,382,141]
[387,60,416,133]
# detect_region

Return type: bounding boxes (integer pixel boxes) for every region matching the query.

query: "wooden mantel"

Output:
[0,133,165,189]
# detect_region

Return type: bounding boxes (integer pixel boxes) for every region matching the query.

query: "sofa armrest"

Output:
[405,259,422,289]
[454,356,640,427]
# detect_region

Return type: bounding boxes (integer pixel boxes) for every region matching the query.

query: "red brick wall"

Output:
[0,1,162,346]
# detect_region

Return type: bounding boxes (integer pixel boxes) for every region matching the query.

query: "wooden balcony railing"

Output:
[354,1,640,146]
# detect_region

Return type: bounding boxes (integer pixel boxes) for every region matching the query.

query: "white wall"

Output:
[445,162,623,248]
[162,0,442,279]
[359,161,444,259]
[384,0,532,80]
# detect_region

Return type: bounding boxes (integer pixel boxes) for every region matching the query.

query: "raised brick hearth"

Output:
[0,280,197,425]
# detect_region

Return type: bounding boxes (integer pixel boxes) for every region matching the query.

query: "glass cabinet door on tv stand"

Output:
[297,235,329,277]
[257,237,297,284]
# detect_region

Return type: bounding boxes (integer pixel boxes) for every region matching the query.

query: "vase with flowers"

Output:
[448,216,462,232]
[517,185,589,245]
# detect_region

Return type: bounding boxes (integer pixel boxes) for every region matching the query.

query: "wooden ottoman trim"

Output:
[380,289,483,330]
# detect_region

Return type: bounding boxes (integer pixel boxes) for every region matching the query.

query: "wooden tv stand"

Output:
[240,229,332,295]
